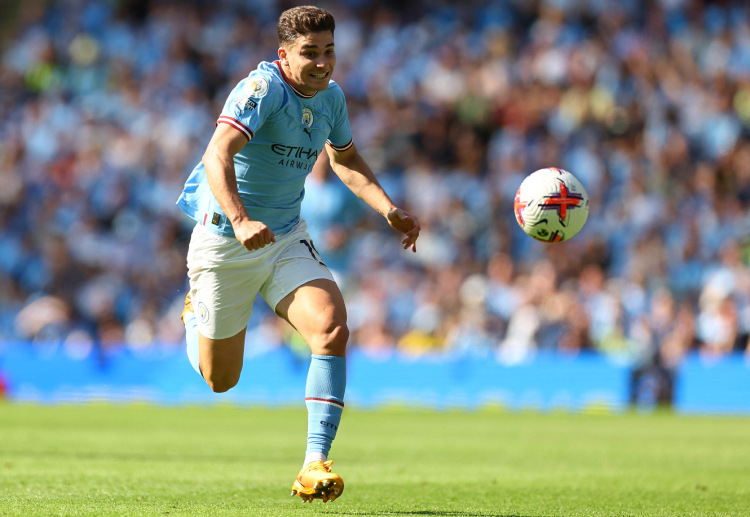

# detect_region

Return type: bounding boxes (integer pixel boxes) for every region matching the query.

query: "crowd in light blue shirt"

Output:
[1,0,749,372]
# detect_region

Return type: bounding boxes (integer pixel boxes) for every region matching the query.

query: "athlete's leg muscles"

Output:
[181,289,247,392]
[276,279,348,461]
[276,278,349,357]
[185,223,259,393]
[198,329,246,393]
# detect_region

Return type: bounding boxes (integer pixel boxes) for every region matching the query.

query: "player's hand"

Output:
[234,219,276,251]
[387,208,420,253]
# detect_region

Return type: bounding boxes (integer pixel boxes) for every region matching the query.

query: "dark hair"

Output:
[277,6,335,46]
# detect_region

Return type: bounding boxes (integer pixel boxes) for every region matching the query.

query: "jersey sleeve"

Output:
[216,72,282,141]
[325,83,354,152]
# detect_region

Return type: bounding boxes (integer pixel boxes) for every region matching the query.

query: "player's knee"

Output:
[204,373,240,393]
[313,322,349,356]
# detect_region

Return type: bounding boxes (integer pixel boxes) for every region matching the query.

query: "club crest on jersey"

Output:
[302,107,314,127]
[247,77,269,98]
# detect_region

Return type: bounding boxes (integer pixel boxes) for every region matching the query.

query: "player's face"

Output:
[279,31,336,96]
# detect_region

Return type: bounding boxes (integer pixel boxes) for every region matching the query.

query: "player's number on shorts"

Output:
[300,239,326,267]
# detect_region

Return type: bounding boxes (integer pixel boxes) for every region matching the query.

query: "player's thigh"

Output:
[275,278,349,356]
[187,224,266,340]
[260,226,341,343]
[198,327,246,390]
[259,222,345,354]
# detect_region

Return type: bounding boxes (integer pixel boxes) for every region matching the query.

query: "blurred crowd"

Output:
[1,0,750,378]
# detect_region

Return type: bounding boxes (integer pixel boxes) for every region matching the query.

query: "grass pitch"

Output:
[0,404,748,516]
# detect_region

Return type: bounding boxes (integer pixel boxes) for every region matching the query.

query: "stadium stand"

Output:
[1,0,749,409]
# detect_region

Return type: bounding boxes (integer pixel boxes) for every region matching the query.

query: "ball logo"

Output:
[302,107,314,127]
[514,167,589,243]
[198,301,210,324]
[247,77,269,98]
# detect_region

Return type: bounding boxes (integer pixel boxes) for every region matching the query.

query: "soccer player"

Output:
[176,5,420,503]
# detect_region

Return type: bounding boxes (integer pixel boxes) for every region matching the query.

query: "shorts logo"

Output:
[302,107,313,127]
[247,77,269,98]
[198,301,210,324]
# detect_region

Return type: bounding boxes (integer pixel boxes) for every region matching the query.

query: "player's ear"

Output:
[278,47,287,63]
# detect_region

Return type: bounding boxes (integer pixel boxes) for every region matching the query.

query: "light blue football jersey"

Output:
[177,60,353,237]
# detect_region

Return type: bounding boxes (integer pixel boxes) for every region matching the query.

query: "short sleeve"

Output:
[325,83,353,151]
[217,73,282,141]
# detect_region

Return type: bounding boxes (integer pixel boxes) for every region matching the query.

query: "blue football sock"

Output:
[184,311,202,376]
[305,354,346,460]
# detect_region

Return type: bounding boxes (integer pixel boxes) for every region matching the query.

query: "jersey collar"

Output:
[275,60,317,99]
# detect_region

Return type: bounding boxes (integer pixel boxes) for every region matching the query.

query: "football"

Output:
[514,167,589,243]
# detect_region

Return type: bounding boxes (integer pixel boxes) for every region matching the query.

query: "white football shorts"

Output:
[186,220,334,340]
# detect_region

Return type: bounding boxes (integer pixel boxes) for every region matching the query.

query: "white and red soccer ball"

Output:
[514,168,589,243]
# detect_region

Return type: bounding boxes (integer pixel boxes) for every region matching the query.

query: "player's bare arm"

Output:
[326,142,420,252]
[202,123,276,251]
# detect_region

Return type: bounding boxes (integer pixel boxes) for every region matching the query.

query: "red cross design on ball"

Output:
[543,181,583,221]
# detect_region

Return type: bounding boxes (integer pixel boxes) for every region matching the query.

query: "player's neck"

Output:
[276,60,318,98]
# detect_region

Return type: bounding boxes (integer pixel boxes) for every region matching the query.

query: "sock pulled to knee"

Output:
[305,354,346,460]
[184,311,202,376]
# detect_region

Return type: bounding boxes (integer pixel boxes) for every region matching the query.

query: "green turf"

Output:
[0,403,748,516]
